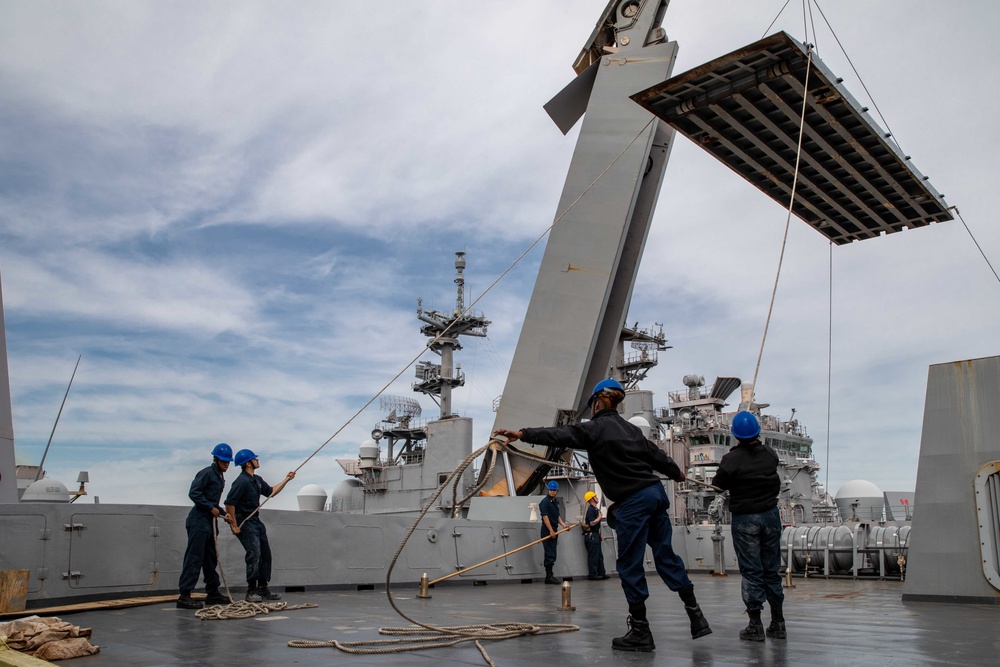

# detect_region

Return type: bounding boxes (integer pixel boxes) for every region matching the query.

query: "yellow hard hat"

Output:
[584,491,597,503]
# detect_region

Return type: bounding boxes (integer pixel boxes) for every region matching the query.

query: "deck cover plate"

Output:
[632,32,951,244]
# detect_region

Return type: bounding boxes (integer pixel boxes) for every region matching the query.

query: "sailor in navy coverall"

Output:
[177,443,236,609]
[494,379,712,651]
[225,449,295,602]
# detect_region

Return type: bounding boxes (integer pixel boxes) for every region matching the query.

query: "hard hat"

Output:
[731,411,761,440]
[587,378,625,407]
[547,480,559,491]
[211,443,233,462]
[234,449,259,466]
[584,491,597,503]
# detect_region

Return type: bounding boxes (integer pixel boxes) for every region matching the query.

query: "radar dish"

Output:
[380,395,422,422]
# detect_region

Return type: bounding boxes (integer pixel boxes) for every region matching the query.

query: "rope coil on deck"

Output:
[195,599,317,621]
[287,439,579,665]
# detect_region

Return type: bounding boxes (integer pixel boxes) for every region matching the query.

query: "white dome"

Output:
[834,479,885,522]
[331,478,362,496]
[835,479,883,500]
[21,479,71,503]
[296,484,328,511]
[628,416,652,438]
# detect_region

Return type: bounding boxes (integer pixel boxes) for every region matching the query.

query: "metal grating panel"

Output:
[631,32,952,245]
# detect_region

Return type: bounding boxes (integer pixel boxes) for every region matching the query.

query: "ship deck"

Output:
[10,573,999,667]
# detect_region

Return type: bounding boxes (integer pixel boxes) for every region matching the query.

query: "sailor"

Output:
[177,443,238,609]
[494,378,711,652]
[539,480,570,584]
[582,491,609,580]
[711,410,785,641]
[225,449,296,602]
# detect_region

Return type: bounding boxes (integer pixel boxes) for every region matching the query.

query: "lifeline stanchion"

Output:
[425,523,579,587]
[558,582,575,611]
[417,573,431,599]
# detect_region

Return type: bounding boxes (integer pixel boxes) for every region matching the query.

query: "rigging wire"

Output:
[750,47,815,395]
[761,0,792,39]
[951,206,1000,285]
[825,241,832,498]
[806,0,819,52]
[812,1,904,157]
[236,116,657,527]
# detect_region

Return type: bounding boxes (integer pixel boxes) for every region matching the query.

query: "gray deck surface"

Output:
[31,574,1000,666]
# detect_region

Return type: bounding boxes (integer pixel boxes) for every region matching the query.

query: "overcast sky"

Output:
[2,0,998,510]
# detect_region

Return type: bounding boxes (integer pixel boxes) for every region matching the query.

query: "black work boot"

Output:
[260,585,282,600]
[611,616,655,652]
[677,585,712,639]
[544,566,559,585]
[767,605,786,639]
[176,594,204,610]
[204,591,230,606]
[685,604,713,639]
[677,584,712,639]
[740,609,766,642]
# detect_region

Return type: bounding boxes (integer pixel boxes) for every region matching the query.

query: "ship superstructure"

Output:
[661,375,834,526]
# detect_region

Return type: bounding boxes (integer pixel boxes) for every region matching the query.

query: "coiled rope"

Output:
[195,599,317,621]
[287,439,579,665]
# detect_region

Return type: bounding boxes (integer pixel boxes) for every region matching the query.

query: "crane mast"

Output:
[483,0,677,496]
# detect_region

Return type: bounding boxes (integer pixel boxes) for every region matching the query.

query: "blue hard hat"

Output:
[547,480,559,491]
[234,449,259,466]
[587,378,625,407]
[731,411,761,440]
[211,443,233,462]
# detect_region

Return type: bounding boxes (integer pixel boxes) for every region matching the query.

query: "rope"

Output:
[233,116,657,530]
[288,439,579,665]
[195,599,318,621]
[750,46,814,395]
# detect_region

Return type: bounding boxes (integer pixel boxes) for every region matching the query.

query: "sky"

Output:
[1,0,998,511]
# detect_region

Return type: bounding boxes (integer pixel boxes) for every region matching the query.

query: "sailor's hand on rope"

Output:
[492,428,523,443]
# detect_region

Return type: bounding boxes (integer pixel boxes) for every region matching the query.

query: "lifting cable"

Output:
[750,46,814,395]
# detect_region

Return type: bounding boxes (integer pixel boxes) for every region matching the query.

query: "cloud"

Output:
[2,0,999,510]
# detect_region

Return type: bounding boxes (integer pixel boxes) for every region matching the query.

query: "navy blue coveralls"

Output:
[712,437,784,613]
[225,471,275,590]
[521,408,692,608]
[538,494,562,568]
[583,503,607,578]
[178,463,226,597]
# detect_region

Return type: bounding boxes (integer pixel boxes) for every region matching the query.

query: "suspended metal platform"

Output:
[632,32,952,245]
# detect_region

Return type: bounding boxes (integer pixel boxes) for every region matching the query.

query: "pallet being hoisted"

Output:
[632,32,952,245]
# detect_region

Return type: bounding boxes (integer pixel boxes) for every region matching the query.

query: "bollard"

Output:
[558,581,576,611]
[417,573,432,599]
[784,566,795,588]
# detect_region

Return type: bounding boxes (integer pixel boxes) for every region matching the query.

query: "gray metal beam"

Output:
[0,269,18,504]
[484,0,677,496]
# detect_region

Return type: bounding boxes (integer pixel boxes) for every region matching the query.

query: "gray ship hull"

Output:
[0,500,618,608]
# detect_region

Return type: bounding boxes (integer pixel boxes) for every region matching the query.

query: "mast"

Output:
[0,268,18,503]
[413,252,490,420]
[485,0,678,495]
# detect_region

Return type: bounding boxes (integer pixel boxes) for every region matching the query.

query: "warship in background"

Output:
[1,0,994,619]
